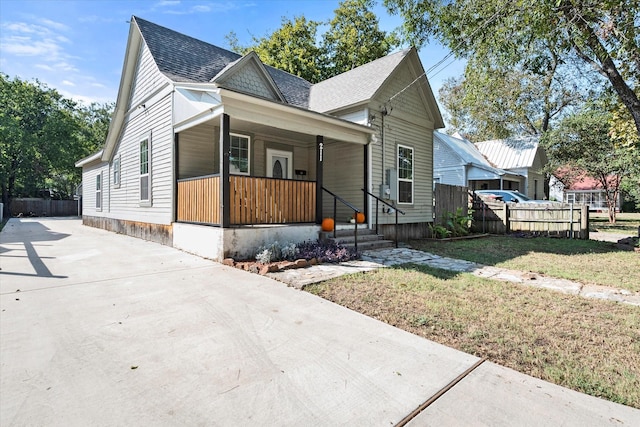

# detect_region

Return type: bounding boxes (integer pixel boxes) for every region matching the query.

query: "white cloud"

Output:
[35,64,55,71]
[1,37,63,58]
[156,0,181,6]
[90,82,106,88]
[62,80,75,86]
[53,61,78,72]
[38,18,70,32]
[192,5,211,12]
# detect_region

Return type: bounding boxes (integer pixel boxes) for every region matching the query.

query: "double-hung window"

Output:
[113,156,121,188]
[397,145,414,204]
[230,134,250,175]
[95,172,102,210]
[139,136,151,204]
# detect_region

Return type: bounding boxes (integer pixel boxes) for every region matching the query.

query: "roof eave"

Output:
[75,149,105,167]
[101,19,143,162]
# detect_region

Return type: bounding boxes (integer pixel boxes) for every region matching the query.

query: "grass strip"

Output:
[306,264,640,409]
[410,236,640,292]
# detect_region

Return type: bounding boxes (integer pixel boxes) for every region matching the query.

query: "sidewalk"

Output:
[2,218,638,426]
[269,247,640,306]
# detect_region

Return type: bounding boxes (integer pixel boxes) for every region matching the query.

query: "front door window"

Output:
[266,149,293,179]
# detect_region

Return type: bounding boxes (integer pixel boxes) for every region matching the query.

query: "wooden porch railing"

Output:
[230,176,316,225]
[177,175,220,224]
[176,174,316,225]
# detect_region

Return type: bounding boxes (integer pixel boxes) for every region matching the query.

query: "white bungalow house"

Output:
[474,136,548,200]
[75,17,444,261]
[433,132,524,191]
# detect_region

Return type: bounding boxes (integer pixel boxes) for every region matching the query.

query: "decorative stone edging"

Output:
[222,257,318,275]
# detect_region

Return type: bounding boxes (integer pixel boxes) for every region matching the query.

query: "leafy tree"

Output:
[227,16,324,83]
[438,55,584,141]
[321,0,399,79]
[542,104,639,222]
[0,74,111,216]
[227,0,398,82]
[385,0,640,138]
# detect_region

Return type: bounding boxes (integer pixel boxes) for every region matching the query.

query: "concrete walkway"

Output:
[270,247,640,306]
[1,218,638,426]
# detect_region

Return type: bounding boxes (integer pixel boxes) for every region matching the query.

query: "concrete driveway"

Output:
[1,218,638,426]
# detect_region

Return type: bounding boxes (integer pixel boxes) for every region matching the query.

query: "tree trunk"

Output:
[562,4,640,136]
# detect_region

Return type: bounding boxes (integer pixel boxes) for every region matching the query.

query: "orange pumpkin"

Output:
[354,212,365,223]
[321,218,334,232]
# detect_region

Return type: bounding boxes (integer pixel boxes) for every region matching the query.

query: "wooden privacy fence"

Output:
[434,183,469,225]
[472,197,589,239]
[176,175,316,225]
[10,198,79,217]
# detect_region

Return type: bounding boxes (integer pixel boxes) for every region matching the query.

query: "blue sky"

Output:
[0,0,464,108]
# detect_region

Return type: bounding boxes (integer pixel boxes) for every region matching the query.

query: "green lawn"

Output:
[410,235,640,292]
[590,212,640,234]
[306,264,640,409]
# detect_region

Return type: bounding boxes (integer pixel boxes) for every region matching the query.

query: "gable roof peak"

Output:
[131,16,311,107]
[308,48,414,113]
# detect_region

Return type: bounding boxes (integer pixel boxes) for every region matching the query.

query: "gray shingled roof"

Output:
[133,16,311,108]
[308,49,412,113]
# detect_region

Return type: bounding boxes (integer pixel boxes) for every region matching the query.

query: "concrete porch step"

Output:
[321,227,395,251]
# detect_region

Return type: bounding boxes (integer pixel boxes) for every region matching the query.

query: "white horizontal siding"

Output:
[369,117,434,224]
[178,124,216,179]
[108,92,174,225]
[434,136,463,168]
[435,166,465,187]
[82,162,109,217]
[322,142,365,221]
[129,44,167,109]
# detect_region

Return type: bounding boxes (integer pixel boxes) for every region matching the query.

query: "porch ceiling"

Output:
[228,116,344,146]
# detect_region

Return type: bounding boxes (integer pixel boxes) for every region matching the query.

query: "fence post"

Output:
[504,204,510,234]
[569,203,574,239]
[580,205,589,240]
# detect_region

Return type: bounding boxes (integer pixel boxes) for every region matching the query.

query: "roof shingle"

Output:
[133,16,312,108]
[308,49,411,113]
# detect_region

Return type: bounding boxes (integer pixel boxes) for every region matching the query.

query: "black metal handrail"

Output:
[322,187,360,252]
[361,189,405,248]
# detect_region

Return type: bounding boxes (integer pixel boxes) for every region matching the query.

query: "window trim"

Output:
[113,155,121,188]
[397,144,414,205]
[229,133,251,176]
[139,133,152,206]
[95,172,102,211]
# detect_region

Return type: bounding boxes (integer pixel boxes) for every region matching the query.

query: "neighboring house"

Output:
[75,17,444,261]
[474,136,547,200]
[549,172,622,212]
[433,132,524,191]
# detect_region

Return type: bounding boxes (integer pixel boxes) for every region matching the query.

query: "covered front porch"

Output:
[171,86,374,259]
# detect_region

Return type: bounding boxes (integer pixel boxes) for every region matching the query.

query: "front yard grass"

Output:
[590,212,640,235]
[410,236,640,293]
[306,264,640,409]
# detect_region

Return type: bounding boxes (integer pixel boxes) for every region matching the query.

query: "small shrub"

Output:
[255,244,279,264]
[429,224,451,239]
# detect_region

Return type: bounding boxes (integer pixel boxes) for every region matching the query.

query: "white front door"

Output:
[267,149,293,179]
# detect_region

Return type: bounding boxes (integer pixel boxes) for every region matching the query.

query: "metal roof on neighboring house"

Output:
[434,132,496,170]
[475,136,540,169]
[308,49,412,113]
